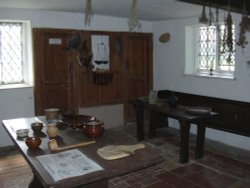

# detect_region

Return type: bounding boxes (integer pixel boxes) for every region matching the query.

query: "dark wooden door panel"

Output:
[102,72,123,103]
[123,33,153,123]
[33,28,77,115]
[42,84,70,112]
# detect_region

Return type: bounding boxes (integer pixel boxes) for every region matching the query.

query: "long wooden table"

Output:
[2,116,163,188]
[131,98,216,163]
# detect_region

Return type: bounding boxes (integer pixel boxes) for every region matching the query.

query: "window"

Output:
[0,21,32,87]
[185,24,235,79]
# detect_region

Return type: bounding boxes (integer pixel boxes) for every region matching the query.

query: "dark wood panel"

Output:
[178,0,250,15]
[78,68,101,106]
[101,72,123,104]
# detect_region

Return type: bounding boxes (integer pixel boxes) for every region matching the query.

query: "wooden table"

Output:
[2,116,163,188]
[131,98,216,163]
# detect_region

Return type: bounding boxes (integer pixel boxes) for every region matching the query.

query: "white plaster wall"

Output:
[0,87,35,146]
[153,13,250,151]
[0,8,152,147]
[79,104,124,129]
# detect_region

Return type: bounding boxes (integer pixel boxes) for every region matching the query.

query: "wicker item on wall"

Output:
[93,69,113,85]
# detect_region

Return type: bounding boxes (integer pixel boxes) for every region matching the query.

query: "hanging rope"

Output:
[128,0,142,32]
[85,0,93,26]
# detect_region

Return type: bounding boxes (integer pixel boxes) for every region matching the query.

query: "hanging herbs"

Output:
[236,1,250,51]
[221,1,234,64]
[199,2,208,24]
[208,6,214,26]
[128,0,142,32]
[223,12,234,53]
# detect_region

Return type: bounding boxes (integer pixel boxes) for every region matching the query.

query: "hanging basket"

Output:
[93,69,113,85]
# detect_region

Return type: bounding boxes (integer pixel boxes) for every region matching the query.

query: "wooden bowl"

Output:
[31,122,43,133]
[25,137,42,149]
[16,129,29,138]
[83,120,104,138]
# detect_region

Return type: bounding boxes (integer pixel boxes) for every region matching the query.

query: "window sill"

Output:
[0,84,33,90]
[184,73,236,80]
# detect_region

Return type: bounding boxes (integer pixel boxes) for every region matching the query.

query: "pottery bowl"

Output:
[83,120,104,138]
[25,137,42,149]
[31,122,43,133]
[16,129,29,138]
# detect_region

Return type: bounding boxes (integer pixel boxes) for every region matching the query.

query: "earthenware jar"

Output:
[47,123,58,137]
[83,120,104,138]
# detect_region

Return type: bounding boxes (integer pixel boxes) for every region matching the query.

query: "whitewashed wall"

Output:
[0,8,152,147]
[153,13,250,151]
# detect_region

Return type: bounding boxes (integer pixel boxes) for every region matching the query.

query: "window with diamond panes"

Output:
[197,25,235,74]
[0,22,24,85]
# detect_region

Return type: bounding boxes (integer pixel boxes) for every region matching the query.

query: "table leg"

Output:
[195,124,206,159]
[179,120,191,163]
[29,174,44,188]
[29,173,108,188]
[80,179,108,188]
[135,107,144,141]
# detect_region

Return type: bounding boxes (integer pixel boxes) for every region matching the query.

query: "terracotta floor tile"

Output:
[155,171,179,183]
[186,171,218,188]
[145,181,174,188]
[170,177,200,188]
[170,163,205,176]
[188,173,239,188]
[197,168,220,178]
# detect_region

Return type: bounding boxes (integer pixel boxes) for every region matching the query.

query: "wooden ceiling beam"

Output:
[178,0,250,15]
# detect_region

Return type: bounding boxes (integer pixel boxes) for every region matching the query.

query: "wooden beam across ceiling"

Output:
[178,0,250,16]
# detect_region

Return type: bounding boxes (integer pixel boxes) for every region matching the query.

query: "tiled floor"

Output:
[109,125,250,188]
[0,124,250,188]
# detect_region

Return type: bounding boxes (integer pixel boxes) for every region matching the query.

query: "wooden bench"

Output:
[158,90,250,137]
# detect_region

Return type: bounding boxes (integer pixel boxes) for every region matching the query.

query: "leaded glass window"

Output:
[197,24,235,74]
[0,22,24,85]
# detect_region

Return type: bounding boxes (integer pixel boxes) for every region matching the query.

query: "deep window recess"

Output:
[0,21,32,87]
[185,24,235,79]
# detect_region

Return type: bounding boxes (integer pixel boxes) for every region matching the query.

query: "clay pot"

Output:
[25,137,42,149]
[83,120,104,138]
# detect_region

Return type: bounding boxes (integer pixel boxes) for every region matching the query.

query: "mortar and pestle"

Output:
[48,139,95,152]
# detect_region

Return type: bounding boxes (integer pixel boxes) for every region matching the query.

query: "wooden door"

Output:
[33,28,77,115]
[123,33,153,123]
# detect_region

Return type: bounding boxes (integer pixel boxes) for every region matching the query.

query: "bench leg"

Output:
[195,124,206,159]
[179,120,191,163]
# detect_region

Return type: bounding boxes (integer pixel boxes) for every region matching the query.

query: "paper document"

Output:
[36,149,103,182]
